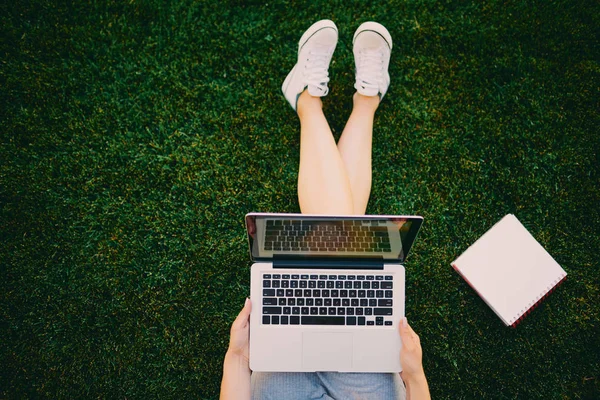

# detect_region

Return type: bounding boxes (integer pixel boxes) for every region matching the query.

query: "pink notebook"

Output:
[452,214,567,327]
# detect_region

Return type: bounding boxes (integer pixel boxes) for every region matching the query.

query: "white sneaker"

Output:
[282,20,338,111]
[353,22,392,99]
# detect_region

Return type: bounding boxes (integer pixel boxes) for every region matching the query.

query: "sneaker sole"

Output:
[352,21,392,50]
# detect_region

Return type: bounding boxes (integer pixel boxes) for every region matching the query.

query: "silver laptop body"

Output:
[246,213,423,372]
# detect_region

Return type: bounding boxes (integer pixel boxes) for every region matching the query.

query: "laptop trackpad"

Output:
[302,332,353,371]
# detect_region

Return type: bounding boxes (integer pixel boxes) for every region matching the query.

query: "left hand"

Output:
[227,298,252,362]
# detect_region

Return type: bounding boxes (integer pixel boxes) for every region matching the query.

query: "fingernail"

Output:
[245,297,250,306]
[402,317,408,327]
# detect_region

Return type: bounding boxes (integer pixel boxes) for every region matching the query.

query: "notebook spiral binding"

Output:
[509,274,567,328]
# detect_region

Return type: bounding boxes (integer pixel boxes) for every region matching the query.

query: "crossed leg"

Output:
[297,90,380,215]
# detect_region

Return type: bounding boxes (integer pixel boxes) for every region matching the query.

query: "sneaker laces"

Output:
[356,49,384,91]
[304,45,332,94]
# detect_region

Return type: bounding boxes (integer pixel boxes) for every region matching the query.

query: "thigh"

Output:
[316,372,406,400]
[251,372,333,400]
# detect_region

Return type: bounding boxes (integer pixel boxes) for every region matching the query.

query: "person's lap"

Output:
[251,371,406,400]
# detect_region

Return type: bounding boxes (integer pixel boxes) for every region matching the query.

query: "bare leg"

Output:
[297,91,354,215]
[337,93,380,214]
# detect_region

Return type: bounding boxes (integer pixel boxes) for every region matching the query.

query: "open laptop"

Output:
[246,212,423,372]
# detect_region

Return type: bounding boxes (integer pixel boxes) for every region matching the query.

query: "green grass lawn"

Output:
[2,0,599,398]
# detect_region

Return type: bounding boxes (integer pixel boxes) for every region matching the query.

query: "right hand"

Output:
[399,317,426,381]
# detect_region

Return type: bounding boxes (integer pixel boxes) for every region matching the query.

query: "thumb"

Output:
[232,298,252,329]
[398,317,412,339]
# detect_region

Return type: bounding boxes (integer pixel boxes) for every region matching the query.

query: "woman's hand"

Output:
[226,298,252,363]
[221,298,252,400]
[399,317,425,379]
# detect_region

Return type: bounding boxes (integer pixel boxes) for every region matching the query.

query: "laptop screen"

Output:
[245,213,423,263]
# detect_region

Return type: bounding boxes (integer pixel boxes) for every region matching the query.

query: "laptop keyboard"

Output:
[263,220,392,252]
[261,273,394,326]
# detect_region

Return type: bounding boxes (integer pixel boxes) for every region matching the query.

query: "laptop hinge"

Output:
[272,259,385,270]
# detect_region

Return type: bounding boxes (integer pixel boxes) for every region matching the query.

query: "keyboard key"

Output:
[337,307,345,315]
[283,307,291,314]
[385,290,393,298]
[272,316,280,324]
[297,298,305,306]
[358,317,366,325]
[319,307,327,315]
[381,281,393,289]
[273,274,281,279]
[263,316,270,324]
[348,275,356,280]
[328,307,336,315]
[346,308,354,316]
[378,299,393,307]
[263,307,281,315]
[301,307,309,315]
[263,280,271,288]
[288,298,295,306]
[347,316,357,325]
[292,307,300,314]
[263,274,272,279]
[356,308,363,315]
[283,274,290,279]
[362,281,371,289]
[374,308,393,316]
[278,298,286,306]
[286,289,294,297]
[385,276,393,280]
[263,289,275,297]
[324,299,332,306]
[277,289,284,297]
[310,307,318,315]
[357,275,365,280]
[366,276,374,280]
[319,275,327,280]
[372,282,380,289]
[281,316,289,324]
[310,275,318,279]
[367,320,375,326]
[263,298,277,305]
[301,316,345,325]
[369,299,377,307]
[301,274,309,279]
[292,274,299,279]
[365,308,373,315]
[385,321,393,326]
[376,290,384,298]
[376,276,384,281]
[328,275,336,280]
[290,316,300,325]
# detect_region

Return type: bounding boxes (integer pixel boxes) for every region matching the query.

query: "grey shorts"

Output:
[251,372,406,400]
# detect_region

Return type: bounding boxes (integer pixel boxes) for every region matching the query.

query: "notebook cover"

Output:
[452,214,567,327]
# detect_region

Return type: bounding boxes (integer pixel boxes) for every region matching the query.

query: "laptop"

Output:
[246,212,423,372]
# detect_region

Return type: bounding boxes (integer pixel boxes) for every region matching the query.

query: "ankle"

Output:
[352,92,380,113]
[297,90,323,116]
